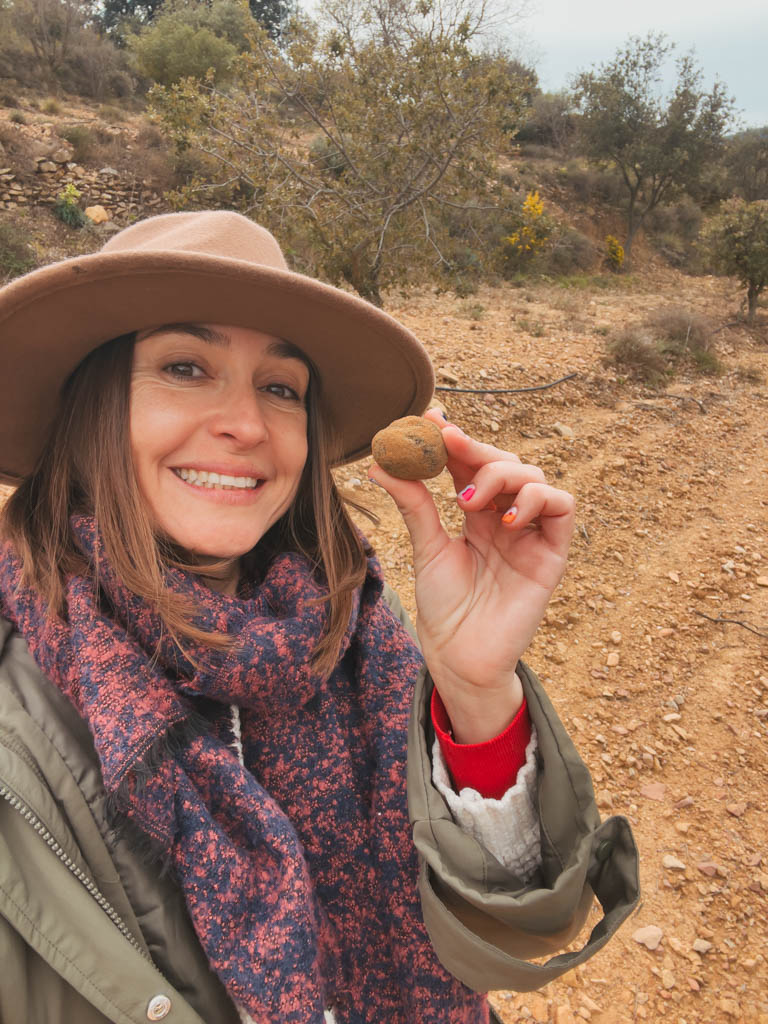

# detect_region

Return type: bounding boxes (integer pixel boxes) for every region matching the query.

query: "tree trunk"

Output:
[747,281,760,322]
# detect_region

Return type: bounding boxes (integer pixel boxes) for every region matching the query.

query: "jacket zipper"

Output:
[0,781,150,961]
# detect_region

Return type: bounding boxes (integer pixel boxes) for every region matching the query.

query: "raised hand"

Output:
[368,410,575,744]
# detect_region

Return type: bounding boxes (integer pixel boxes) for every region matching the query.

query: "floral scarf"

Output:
[0,516,488,1024]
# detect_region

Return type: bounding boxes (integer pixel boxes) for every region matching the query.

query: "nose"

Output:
[209,383,269,448]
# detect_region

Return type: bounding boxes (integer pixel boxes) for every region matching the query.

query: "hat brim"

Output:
[0,251,434,483]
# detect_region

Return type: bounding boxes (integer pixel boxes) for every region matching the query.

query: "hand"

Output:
[368,410,575,744]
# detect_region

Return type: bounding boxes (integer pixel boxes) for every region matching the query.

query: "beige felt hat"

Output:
[0,210,434,483]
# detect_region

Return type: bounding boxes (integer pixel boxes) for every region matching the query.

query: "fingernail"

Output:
[429,407,448,421]
[368,475,384,489]
[502,505,518,524]
[458,485,476,501]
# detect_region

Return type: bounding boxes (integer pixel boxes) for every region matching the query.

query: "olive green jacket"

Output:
[0,593,639,1023]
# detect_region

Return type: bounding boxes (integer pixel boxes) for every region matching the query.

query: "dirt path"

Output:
[337,268,768,1023]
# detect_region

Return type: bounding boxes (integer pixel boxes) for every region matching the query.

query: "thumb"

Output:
[368,463,449,570]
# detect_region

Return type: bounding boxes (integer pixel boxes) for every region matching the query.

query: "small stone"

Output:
[692,938,713,954]
[38,161,57,173]
[526,993,550,1023]
[437,367,459,385]
[605,651,620,667]
[553,422,574,438]
[688,978,700,991]
[640,782,666,801]
[609,630,622,644]
[661,969,676,989]
[662,855,686,871]
[51,147,73,163]
[99,165,119,176]
[696,860,724,877]
[668,571,680,583]
[579,995,601,1014]
[554,1006,576,1024]
[755,576,768,587]
[726,801,747,817]
[719,998,740,1017]
[633,924,663,950]
[596,789,613,810]
[371,417,448,480]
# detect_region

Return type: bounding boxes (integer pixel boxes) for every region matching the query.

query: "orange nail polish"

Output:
[502,505,518,524]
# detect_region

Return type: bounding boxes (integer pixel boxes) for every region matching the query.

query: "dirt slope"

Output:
[336,268,768,1024]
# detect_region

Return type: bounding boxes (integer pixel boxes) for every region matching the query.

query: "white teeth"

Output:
[175,468,259,490]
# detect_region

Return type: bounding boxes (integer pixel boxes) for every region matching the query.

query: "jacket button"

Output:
[147,994,172,1020]
[596,839,614,862]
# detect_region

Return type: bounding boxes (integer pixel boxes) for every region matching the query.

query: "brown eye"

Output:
[165,363,204,378]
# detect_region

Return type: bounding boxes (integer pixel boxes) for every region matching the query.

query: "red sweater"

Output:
[431,689,533,801]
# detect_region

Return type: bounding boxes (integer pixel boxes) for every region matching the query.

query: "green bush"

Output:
[10,110,27,124]
[546,226,597,274]
[58,124,98,163]
[704,198,768,321]
[53,183,88,228]
[129,1,242,86]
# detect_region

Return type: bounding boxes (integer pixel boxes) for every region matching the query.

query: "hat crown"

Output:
[101,211,289,271]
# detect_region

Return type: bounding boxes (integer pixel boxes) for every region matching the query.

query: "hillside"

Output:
[2,92,768,1024]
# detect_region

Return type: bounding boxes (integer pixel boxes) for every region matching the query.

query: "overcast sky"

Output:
[515,0,767,128]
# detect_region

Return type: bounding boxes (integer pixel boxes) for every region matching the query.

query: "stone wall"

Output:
[0,147,167,222]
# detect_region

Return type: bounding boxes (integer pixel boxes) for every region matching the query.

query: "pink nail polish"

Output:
[458,485,476,501]
[502,505,518,524]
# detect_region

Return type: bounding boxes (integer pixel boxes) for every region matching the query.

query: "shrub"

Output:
[647,307,720,374]
[309,135,346,179]
[41,97,61,114]
[10,110,27,124]
[545,226,597,275]
[498,190,551,275]
[703,198,768,321]
[58,124,98,163]
[605,326,668,386]
[604,235,624,272]
[53,182,88,227]
[129,19,237,85]
[0,217,37,282]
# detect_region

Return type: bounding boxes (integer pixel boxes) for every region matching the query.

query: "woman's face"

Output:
[130,324,309,586]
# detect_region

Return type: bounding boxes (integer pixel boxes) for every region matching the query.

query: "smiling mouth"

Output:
[173,468,263,490]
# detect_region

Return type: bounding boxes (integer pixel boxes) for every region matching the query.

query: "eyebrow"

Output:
[140,324,306,363]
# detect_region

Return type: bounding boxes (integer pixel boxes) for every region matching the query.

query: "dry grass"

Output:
[604,325,669,386]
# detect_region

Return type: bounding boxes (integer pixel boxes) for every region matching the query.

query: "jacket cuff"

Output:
[431,685,532,799]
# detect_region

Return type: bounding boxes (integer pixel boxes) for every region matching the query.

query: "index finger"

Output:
[423,409,521,493]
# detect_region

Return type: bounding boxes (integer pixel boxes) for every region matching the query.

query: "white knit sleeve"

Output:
[431,729,541,883]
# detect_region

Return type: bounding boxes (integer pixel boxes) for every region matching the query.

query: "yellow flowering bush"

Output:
[604,234,625,272]
[499,191,551,274]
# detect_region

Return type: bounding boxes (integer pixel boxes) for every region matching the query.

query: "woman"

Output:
[0,212,638,1024]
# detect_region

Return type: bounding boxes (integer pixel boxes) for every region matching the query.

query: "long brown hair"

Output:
[1,332,372,677]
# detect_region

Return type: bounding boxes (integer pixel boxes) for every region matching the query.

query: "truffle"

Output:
[371,416,448,480]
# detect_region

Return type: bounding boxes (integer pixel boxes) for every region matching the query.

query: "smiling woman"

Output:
[129,325,310,588]
[0,211,638,1024]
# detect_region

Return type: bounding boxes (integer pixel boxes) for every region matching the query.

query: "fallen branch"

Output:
[435,372,578,394]
[692,609,768,639]
[664,393,706,412]
[632,394,706,413]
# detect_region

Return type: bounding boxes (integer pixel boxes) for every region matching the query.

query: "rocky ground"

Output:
[335,268,768,1024]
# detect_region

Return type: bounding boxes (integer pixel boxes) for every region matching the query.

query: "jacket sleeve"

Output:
[384,585,640,994]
